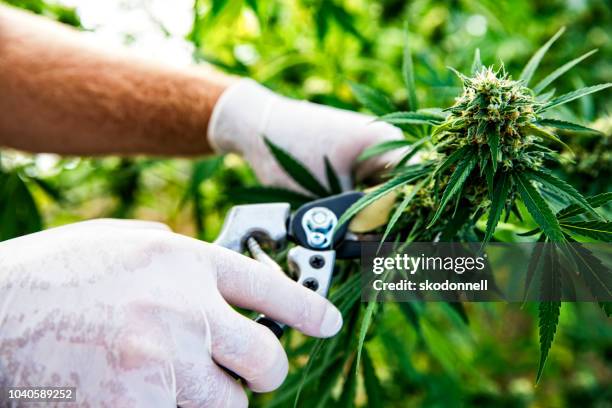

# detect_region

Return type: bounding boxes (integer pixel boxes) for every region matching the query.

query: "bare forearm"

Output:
[0,4,235,156]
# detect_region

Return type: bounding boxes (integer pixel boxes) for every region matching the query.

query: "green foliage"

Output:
[484,172,510,244]
[537,300,560,382]
[519,26,565,86]
[264,137,329,197]
[3,1,612,406]
[344,27,611,389]
[348,82,396,116]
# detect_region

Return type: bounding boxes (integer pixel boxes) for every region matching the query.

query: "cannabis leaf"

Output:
[402,24,418,111]
[533,49,598,94]
[514,173,565,243]
[524,169,597,216]
[378,111,443,127]
[484,172,510,244]
[556,192,612,219]
[358,140,413,161]
[537,300,561,382]
[540,83,612,112]
[428,154,477,227]
[264,137,329,197]
[349,82,396,116]
[560,221,612,242]
[324,156,342,194]
[535,118,601,134]
[520,27,565,86]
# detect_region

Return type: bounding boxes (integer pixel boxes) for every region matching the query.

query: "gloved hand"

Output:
[0,219,343,407]
[208,79,404,192]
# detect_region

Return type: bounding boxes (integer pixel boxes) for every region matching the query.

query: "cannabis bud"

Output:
[436,67,544,172]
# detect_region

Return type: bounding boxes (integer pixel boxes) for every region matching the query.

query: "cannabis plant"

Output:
[338,27,611,381]
[559,115,612,196]
[256,29,611,405]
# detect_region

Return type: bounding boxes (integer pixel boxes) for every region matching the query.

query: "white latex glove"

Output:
[0,219,343,407]
[208,79,404,192]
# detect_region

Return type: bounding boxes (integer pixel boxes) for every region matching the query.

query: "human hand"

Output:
[0,219,342,407]
[208,79,404,192]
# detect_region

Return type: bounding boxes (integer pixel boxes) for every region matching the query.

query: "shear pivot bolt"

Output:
[302,207,338,249]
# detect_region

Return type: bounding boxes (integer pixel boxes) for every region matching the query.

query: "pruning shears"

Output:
[213,191,365,339]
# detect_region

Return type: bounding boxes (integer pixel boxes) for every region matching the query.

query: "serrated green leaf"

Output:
[336,169,428,231]
[537,300,561,382]
[402,23,418,111]
[264,137,329,197]
[525,169,597,217]
[324,156,342,194]
[565,241,612,304]
[484,172,510,244]
[487,131,500,173]
[428,154,477,227]
[349,82,395,116]
[525,123,572,152]
[537,246,562,383]
[557,192,612,219]
[540,83,612,112]
[535,118,601,134]
[520,27,565,86]
[358,140,412,162]
[435,145,473,175]
[484,160,494,194]
[561,221,612,242]
[378,111,443,126]
[533,49,598,94]
[523,235,546,302]
[514,172,565,243]
[471,48,483,74]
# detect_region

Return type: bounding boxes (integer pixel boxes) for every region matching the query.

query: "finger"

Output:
[154,301,248,407]
[208,245,343,338]
[208,299,288,392]
[176,359,247,408]
[76,218,172,231]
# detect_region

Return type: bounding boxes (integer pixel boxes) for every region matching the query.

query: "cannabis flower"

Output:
[436,67,545,172]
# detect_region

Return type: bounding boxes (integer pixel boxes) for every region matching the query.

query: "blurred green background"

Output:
[1,0,611,406]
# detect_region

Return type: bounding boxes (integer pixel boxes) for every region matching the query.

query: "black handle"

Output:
[222,315,284,381]
[254,315,285,338]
